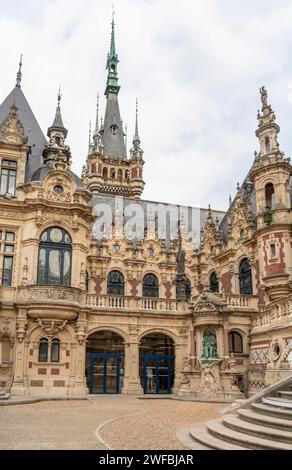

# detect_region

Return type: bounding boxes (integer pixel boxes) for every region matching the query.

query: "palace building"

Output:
[0,19,291,400]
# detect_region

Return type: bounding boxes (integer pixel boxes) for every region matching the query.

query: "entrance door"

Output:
[86,353,125,394]
[142,354,174,394]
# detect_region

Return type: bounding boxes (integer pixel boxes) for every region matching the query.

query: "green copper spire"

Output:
[105,9,120,97]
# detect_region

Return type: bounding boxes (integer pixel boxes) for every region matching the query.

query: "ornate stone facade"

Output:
[0,25,291,400]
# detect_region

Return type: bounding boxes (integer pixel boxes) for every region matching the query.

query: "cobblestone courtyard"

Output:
[0,397,223,450]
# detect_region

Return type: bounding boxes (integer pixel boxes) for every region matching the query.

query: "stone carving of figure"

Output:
[202,331,218,360]
[260,86,268,107]
[198,360,218,394]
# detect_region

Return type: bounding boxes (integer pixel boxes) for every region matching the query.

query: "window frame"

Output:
[0,160,17,197]
[228,331,243,354]
[210,272,219,293]
[37,227,72,287]
[239,258,253,295]
[143,273,159,298]
[107,270,125,296]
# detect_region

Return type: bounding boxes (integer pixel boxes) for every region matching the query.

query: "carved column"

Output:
[122,326,143,395]
[72,317,88,396]
[10,309,28,396]
[173,328,189,393]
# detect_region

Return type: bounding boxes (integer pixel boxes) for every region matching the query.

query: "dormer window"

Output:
[55,136,61,146]
[111,125,118,135]
[0,160,17,198]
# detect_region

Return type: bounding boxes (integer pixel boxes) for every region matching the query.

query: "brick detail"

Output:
[129,279,139,296]
[54,380,65,387]
[66,362,70,369]
[164,281,173,299]
[38,368,47,375]
[221,271,233,294]
[31,380,43,387]
[263,232,286,277]
[51,369,60,376]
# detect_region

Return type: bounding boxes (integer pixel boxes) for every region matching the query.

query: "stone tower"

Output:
[82,17,145,198]
[250,87,292,301]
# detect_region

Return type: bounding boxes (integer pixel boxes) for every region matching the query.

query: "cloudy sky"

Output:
[0,0,292,211]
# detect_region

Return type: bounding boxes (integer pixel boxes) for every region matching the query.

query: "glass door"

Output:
[87,354,125,394]
[142,355,174,394]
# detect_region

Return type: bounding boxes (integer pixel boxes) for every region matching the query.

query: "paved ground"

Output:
[0,396,223,450]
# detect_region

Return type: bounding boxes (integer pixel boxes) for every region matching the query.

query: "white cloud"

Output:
[0,0,292,211]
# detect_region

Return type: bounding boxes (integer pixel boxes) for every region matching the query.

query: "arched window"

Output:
[110,169,116,179]
[38,228,72,286]
[117,169,123,181]
[228,331,243,354]
[265,183,275,210]
[39,338,48,363]
[91,163,96,174]
[125,170,130,181]
[107,271,124,296]
[51,339,60,363]
[103,168,108,181]
[85,271,89,291]
[239,258,253,295]
[210,272,219,293]
[143,274,159,298]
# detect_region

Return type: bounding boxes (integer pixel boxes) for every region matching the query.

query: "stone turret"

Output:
[251,87,292,301]
[82,16,145,198]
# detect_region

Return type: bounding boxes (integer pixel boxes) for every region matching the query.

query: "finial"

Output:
[125,123,128,150]
[88,120,92,154]
[260,86,268,107]
[93,93,100,136]
[16,54,23,87]
[229,194,232,207]
[112,4,115,22]
[237,182,240,191]
[135,98,139,140]
[57,85,62,108]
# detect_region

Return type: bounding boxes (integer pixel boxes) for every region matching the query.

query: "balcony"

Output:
[212,293,258,311]
[85,294,182,313]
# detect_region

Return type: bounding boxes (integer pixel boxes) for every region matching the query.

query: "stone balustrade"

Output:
[253,299,292,328]
[85,294,180,313]
[214,293,258,310]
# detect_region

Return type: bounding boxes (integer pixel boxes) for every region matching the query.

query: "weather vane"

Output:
[112,5,115,22]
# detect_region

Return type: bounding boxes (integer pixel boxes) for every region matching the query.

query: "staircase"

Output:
[177,377,292,450]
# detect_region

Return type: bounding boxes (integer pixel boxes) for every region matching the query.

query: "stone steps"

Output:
[238,408,292,431]
[207,418,292,450]
[277,390,292,399]
[189,423,247,450]
[180,378,292,450]
[252,402,292,419]
[262,396,292,409]
[222,414,292,444]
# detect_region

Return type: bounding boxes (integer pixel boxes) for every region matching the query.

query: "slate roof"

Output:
[102,93,127,159]
[0,85,47,182]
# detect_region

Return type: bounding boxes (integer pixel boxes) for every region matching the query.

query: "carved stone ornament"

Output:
[0,101,27,145]
[75,320,88,345]
[37,319,68,337]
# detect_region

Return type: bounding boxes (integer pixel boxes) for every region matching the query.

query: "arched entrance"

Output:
[86,331,125,394]
[139,333,175,395]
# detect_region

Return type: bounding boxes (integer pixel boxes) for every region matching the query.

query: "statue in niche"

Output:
[201,330,218,360]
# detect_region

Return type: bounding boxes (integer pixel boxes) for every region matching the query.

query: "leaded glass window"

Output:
[228,331,243,354]
[239,258,253,295]
[37,228,72,286]
[210,272,219,293]
[107,271,124,296]
[143,274,159,298]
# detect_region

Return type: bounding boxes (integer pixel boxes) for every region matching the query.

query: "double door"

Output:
[142,354,174,394]
[86,353,125,394]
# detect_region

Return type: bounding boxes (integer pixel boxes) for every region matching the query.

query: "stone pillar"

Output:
[173,327,189,393]
[11,309,28,396]
[72,318,88,396]
[122,326,143,395]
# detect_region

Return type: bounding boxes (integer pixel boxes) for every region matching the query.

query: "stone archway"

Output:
[139,333,175,395]
[86,331,125,394]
